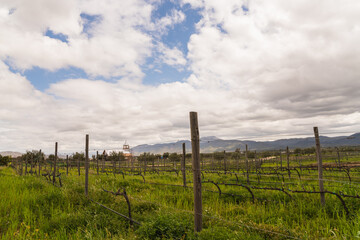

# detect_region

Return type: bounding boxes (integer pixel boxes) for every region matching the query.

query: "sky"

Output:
[1,0,360,154]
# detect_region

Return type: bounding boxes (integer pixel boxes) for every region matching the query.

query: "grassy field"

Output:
[1,160,360,239]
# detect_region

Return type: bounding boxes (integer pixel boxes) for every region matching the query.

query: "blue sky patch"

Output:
[45,29,69,43]
[24,67,88,91]
[80,13,102,38]
[142,63,190,86]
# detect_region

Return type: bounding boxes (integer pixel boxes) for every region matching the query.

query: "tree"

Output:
[108,151,125,162]
[0,155,11,166]
[169,153,181,162]
[138,152,157,162]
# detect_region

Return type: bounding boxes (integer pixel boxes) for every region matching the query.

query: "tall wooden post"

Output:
[190,112,202,233]
[25,154,28,175]
[66,155,69,175]
[314,127,325,206]
[20,157,23,176]
[30,154,33,174]
[102,151,105,173]
[279,150,282,170]
[286,146,290,179]
[336,148,341,167]
[223,150,227,174]
[38,150,42,176]
[113,158,116,176]
[85,134,89,196]
[182,143,187,187]
[53,142,57,184]
[237,148,240,171]
[245,144,249,184]
[96,151,99,175]
[78,156,81,176]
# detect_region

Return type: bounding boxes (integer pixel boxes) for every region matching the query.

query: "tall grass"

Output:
[1,165,360,239]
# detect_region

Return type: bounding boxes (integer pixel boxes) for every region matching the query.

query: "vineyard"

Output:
[1,114,360,239]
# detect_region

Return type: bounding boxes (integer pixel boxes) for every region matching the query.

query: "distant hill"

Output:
[131,133,360,155]
[0,151,23,158]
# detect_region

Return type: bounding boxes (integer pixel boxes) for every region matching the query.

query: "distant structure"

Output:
[122,141,132,160]
[104,141,132,160]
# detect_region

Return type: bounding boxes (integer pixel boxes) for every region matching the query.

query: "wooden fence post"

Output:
[314,127,325,206]
[30,154,33,174]
[38,150,42,176]
[66,155,69,175]
[53,142,57,185]
[96,151,99,175]
[223,150,227,174]
[336,148,341,167]
[236,148,240,171]
[245,144,249,184]
[85,134,89,196]
[20,157,23,176]
[279,150,282,170]
[286,146,290,179]
[190,112,202,233]
[182,143,187,187]
[25,154,28,175]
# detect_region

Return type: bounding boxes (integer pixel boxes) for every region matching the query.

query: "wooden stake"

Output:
[286,146,290,179]
[245,144,249,184]
[96,151,99,175]
[314,127,325,206]
[54,142,57,185]
[66,155,69,175]
[190,112,202,233]
[85,134,89,196]
[223,150,227,174]
[182,143,187,187]
[38,150,42,176]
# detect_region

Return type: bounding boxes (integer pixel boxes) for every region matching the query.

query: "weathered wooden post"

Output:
[223,150,227,174]
[38,150,42,176]
[212,153,215,170]
[182,143,187,187]
[113,157,116,176]
[96,151,99,175]
[314,127,325,206]
[336,148,341,167]
[25,154,28,175]
[66,155,69,175]
[254,150,257,172]
[236,150,240,172]
[78,155,81,176]
[85,134,89,196]
[30,153,33,174]
[286,146,290,179]
[20,157,23,176]
[245,144,249,184]
[190,112,202,233]
[53,142,57,185]
[102,150,105,173]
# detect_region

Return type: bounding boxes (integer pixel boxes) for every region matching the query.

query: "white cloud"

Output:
[0,0,154,78]
[157,43,187,69]
[1,0,360,153]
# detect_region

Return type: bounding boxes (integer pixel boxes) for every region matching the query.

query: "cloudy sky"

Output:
[1,0,360,154]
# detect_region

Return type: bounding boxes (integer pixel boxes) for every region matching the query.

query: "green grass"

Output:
[1,163,360,239]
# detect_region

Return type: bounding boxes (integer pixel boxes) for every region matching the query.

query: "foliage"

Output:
[168,153,181,162]
[0,155,11,166]
[138,152,157,162]
[107,151,125,162]
[136,212,192,239]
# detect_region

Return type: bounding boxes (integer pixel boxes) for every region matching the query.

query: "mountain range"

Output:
[131,133,360,155]
[2,133,359,157]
